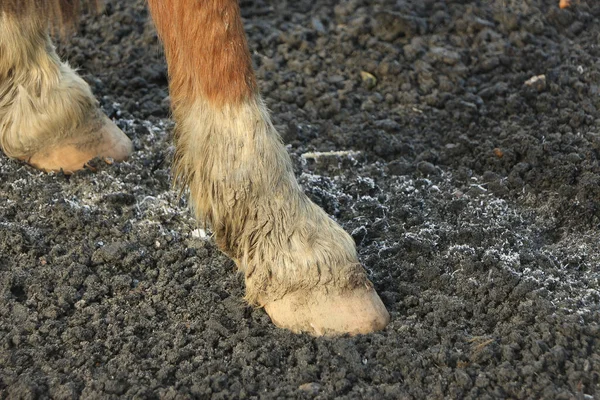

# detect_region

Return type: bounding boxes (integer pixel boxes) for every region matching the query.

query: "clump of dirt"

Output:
[1,0,598,398]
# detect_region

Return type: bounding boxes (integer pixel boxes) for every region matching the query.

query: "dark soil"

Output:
[1,0,599,398]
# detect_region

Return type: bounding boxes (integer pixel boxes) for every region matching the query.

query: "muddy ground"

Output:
[1,0,599,398]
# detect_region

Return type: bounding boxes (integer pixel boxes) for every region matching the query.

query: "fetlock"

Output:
[240,196,369,306]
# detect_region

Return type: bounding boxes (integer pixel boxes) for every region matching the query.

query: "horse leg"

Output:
[147,0,390,335]
[0,5,131,173]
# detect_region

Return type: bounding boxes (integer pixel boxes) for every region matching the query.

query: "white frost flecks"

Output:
[191,228,209,240]
[300,167,598,321]
[301,150,360,159]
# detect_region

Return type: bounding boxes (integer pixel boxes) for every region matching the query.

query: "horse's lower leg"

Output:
[147,0,389,335]
[0,8,131,172]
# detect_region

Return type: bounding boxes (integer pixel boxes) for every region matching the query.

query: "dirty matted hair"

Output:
[1,0,101,31]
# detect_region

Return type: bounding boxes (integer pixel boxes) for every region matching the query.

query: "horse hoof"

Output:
[23,115,132,173]
[264,285,390,336]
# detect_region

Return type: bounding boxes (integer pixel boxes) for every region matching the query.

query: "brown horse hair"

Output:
[2,0,256,106]
[147,0,258,108]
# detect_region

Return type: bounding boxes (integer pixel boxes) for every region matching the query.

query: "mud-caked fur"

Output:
[0,12,103,160]
[173,97,370,305]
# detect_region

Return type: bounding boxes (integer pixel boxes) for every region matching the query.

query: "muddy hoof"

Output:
[264,286,390,336]
[23,116,132,173]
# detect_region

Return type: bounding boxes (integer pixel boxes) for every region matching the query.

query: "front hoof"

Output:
[264,286,390,336]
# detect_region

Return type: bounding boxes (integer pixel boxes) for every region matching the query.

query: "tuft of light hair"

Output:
[1,0,102,34]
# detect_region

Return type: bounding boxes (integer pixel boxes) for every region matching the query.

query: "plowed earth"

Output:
[1,0,599,398]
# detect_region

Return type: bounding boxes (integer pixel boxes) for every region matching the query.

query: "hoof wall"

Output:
[264,286,390,336]
[23,116,132,173]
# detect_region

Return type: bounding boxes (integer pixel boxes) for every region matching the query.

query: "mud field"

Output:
[1,0,599,398]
